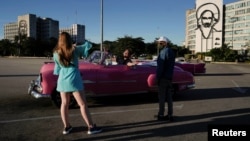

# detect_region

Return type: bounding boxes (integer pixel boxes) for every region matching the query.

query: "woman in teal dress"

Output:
[53,32,102,135]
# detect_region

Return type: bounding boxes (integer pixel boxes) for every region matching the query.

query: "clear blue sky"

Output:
[0,0,236,45]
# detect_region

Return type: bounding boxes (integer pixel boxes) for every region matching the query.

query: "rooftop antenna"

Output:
[75,10,78,24]
[75,10,77,44]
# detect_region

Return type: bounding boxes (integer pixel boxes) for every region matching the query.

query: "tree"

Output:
[210,47,221,61]
[22,37,37,56]
[174,47,191,57]
[112,36,145,57]
[0,39,12,56]
[209,44,237,61]
[145,42,157,55]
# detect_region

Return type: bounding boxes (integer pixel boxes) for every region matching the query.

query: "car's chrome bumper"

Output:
[28,77,50,99]
[187,83,195,89]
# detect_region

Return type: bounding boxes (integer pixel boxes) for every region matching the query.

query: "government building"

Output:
[185,0,250,55]
[4,14,85,44]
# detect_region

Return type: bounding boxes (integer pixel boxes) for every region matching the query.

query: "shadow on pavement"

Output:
[72,108,250,141]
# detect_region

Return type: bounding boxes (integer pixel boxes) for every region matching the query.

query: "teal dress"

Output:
[53,42,92,92]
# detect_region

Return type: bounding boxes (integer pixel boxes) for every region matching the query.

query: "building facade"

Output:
[4,22,18,41]
[60,24,86,44]
[224,0,250,52]
[17,14,37,39]
[186,0,250,54]
[186,9,197,53]
[4,14,59,42]
[37,17,59,40]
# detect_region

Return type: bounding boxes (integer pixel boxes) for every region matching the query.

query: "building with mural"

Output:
[186,0,250,55]
[4,14,59,42]
[4,14,85,44]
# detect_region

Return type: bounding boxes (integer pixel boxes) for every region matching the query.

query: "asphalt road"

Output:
[0,57,249,141]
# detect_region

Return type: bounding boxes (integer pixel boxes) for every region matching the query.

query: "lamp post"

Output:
[100,0,103,52]
[18,31,21,56]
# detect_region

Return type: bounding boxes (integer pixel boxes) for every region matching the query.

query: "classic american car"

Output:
[175,57,206,74]
[175,62,206,74]
[28,51,195,108]
[139,57,206,74]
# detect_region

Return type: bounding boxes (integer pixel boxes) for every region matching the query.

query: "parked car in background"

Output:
[28,51,195,108]
[138,57,206,75]
[175,57,206,74]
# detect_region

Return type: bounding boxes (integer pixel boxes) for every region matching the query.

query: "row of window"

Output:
[226,1,250,10]
[225,22,250,29]
[225,35,250,41]
[225,28,250,35]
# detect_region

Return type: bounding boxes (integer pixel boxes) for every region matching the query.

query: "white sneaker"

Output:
[87,124,102,135]
[62,126,73,135]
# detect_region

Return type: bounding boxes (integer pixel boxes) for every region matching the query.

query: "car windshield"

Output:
[86,50,107,64]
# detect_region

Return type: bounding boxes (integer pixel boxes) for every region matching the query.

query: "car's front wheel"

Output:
[51,89,77,109]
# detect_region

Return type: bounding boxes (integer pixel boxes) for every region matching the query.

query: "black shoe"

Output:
[166,115,174,122]
[87,124,102,135]
[155,115,168,121]
[62,125,73,135]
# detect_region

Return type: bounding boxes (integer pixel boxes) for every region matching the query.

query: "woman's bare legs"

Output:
[60,92,71,128]
[72,91,94,128]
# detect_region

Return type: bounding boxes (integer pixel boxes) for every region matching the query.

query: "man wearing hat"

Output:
[156,36,175,121]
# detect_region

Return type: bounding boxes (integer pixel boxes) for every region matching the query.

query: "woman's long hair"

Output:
[54,32,74,67]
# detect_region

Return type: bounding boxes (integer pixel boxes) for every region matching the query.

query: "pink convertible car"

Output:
[174,57,206,74]
[28,51,195,107]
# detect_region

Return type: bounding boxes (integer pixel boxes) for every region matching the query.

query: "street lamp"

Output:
[18,31,21,56]
[100,0,103,52]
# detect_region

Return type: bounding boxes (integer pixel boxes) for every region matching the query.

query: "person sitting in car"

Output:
[116,48,137,66]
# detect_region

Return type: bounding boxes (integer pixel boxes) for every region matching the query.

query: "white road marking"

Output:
[0,104,183,124]
[231,80,247,94]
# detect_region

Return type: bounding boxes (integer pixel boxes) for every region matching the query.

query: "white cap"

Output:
[157,36,168,43]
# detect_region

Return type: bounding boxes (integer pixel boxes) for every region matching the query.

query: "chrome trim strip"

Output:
[28,77,51,99]
[83,80,96,84]
[83,80,137,84]
[30,90,51,99]
[99,80,137,83]
[187,84,195,89]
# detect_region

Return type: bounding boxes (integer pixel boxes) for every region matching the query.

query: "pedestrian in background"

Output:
[53,32,102,135]
[156,36,175,121]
